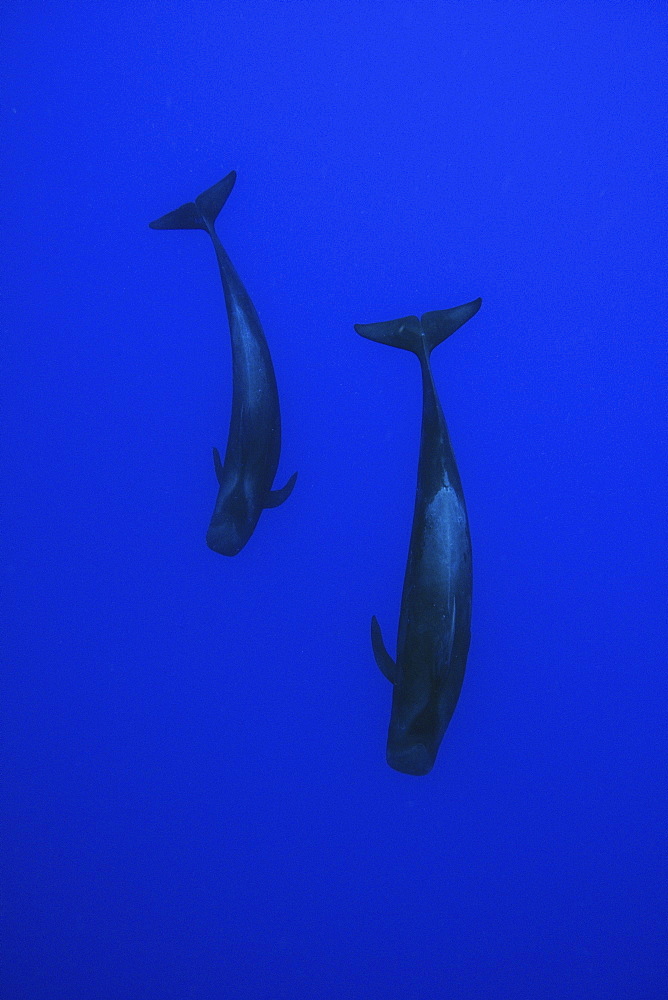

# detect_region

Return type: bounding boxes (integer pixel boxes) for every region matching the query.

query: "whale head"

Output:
[386,677,442,776]
[206,483,260,557]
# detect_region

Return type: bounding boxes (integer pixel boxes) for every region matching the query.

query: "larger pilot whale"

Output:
[355,297,481,774]
[150,171,296,555]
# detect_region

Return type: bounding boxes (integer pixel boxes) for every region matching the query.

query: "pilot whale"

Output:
[150,171,296,555]
[355,298,481,774]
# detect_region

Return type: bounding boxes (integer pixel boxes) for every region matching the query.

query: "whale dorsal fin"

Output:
[371,616,398,684]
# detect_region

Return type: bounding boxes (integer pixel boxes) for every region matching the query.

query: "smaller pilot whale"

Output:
[355,298,481,774]
[150,172,296,555]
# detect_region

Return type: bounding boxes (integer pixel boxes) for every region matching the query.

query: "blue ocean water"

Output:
[2,3,666,998]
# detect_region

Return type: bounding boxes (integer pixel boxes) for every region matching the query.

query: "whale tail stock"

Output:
[149,171,237,233]
[355,297,481,357]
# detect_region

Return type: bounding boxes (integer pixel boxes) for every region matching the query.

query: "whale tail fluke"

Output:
[355,298,481,357]
[149,171,237,233]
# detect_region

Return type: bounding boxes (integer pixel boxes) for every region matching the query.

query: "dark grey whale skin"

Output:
[150,172,296,556]
[355,298,481,775]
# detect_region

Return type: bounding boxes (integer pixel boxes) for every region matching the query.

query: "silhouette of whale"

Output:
[356,298,481,774]
[150,172,296,555]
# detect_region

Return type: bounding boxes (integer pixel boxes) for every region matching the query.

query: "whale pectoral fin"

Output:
[264,471,297,509]
[212,447,225,486]
[371,616,397,684]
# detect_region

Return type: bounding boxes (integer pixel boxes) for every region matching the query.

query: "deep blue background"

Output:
[2,4,666,998]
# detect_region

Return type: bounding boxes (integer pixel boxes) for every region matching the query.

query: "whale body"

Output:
[356,298,481,774]
[150,172,296,555]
